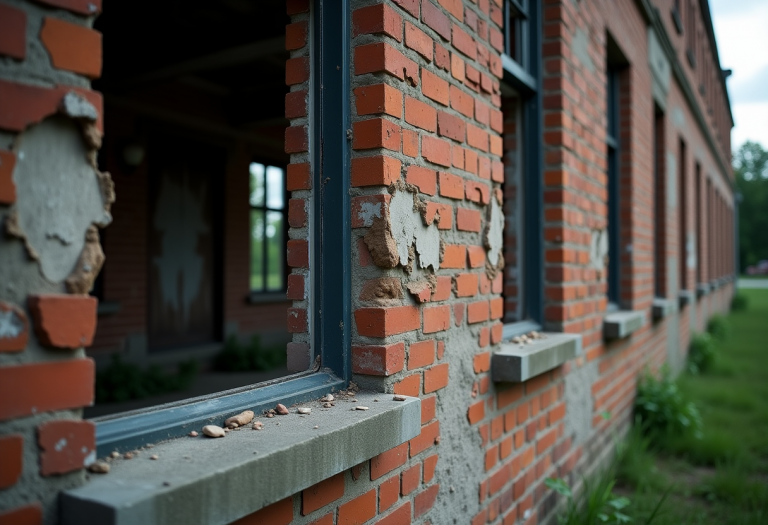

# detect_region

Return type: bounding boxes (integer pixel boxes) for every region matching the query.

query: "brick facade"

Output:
[0,1,736,525]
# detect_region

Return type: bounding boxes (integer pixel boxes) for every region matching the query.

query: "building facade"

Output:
[0,0,736,524]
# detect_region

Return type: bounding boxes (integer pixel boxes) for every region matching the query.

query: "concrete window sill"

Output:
[696,283,711,298]
[491,333,582,383]
[652,298,676,321]
[678,289,695,307]
[603,310,645,340]
[62,392,420,525]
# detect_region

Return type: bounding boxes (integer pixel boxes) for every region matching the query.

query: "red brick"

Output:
[422,135,452,167]
[452,143,465,168]
[491,322,503,344]
[355,306,420,337]
[286,56,310,85]
[450,85,474,118]
[377,502,412,525]
[0,300,27,352]
[549,403,566,425]
[421,69,449,106]
[465,181,490,204]
[406,166,437,195]
[0,150,16,205]
[485,446,498,470]
[287,163,311,190]
[425,202,453,229]
[429,275,451,301]
[435,44,450,70]
[456,207,482,232]
[421,395,437,423]
[467,124,489,152]
[423,454,438,482]
[0,80,104,133]
[438,171,464,199]
[479,326,490,347]
[489,25,504,52]
[285,90,308,119]
[0,4,25,60]
[468,400,485,424]
[353,4,403,41]
[353,342,406,376]
[379,474,400,511]
[353,118,401,151]
[288,198,307,228]
[410,420,440,456]
[473,352,491,373]
[351,155,401,187]
[285,125,309,152]
[0,504,42,525]
[40,17,101,78]
[234,498,293,525]
[371,442,409,480]
[392,0,419,17]
[0,434,22,489]
[491,160,504,182]
[465,149,478,174]
[455,273,479,297]
[405,96,437,132]
[287,239,309,268]
[467,300,489,323]
[408,340,435,370]
[401,463,421,495]
[352,194,391,228]
[490,297,504,320]
[536,427,558,454]
[355,43,419,86]
[27,295,96,349]
[394,374,421,397]
[441,244,466,268]
[402,129,419,157]
[451,53,465,82]
[414,484,439,518]
[303,473,345,515]
[287,308,308,333]
[286,21,308,50]
[354,84,402,118]
[424,363,449,392]
[438,0,464,20]
[452,24,477,59]
[421,0,451,40]
[467,246,486,268]
[38,420,94,476]
[338,489,376,525]
[437,111,466,142]
[405,21,433,61]
[423,305,450,334]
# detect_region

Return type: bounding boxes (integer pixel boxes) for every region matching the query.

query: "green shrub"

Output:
[706,314,730,342]
[634,368,702,443]
[213,335,286,372]
[687,333,719,375]
[731,292,749,312]
[95,355,198,403]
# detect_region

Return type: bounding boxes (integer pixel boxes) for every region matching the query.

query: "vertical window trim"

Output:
[606,68,621,307]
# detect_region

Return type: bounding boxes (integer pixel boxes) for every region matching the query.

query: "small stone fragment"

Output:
[150,454,159,460]
[202,425,226,438]
[110,451,119,459]
[124,452,134,460]
[393,395,407,401]
[275,404,289,415]
[267,413,274,418]
[350,399,358,403]
[253,421,264,430]
[88,461,110,474]
[297,407,311,414]
[225,410,254,428]
[322,394,334,402]
[163,481,171,487]
[355,406,369,411]
[313,425,319,429]
[323,402,332,408]
[189,431,198,437]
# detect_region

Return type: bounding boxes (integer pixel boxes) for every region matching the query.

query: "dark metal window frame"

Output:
[501,0,543,339]
[606,67,621,307]
[93,0,352,456]
[248,160,288,295]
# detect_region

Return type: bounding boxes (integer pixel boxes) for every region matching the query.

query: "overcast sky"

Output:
[710,0,768,152]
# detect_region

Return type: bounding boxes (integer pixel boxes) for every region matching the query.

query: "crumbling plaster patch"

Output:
[11,115,110,284]
[564,360,598,446]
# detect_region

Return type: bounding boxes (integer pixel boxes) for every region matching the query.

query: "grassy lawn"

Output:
[616,288,768,524]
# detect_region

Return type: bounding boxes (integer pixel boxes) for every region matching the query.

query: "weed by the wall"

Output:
[731,291,749,311]
[634,368,702,443]
[707,314,731,342]
[687,333,719,375]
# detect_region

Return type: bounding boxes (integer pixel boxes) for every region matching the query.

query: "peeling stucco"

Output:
[590,228,609,275]
[484,197,504,278]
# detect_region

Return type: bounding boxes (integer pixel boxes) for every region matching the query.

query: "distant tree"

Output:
[734,141,768,271]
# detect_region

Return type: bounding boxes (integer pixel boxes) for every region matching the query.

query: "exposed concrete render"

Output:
[484,196,504,278]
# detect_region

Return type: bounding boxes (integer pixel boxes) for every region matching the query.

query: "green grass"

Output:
[618,288,768,524]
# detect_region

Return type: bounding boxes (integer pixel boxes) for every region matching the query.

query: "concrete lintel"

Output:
[61,392,421,525]
[651,298,676,321]
[491,333,582,383]
[696,282,711,298]
[603,310,646,340]
[678,289,695,307]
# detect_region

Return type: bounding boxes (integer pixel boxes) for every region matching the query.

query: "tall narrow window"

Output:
[250,162,286,293]
[606,67,620,306]
[695,163,703,285]
[678,139,688,293]
[502,94,525,323]
[653,106,666,298]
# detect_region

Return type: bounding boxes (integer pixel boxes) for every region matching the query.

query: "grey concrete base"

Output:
[696,283,710,298]
[62,392,421,525]
[492,333,582,383]
[603,310,645,340]
[678,289,694,308]
[651,298,675,321]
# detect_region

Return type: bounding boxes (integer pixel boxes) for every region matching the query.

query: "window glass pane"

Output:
[266,211,284,291]
[250,209,265,291]
[502,93,525,322]
[266,166,284,209]
[250,162,265,207]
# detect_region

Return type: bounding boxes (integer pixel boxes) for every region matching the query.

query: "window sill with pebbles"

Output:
[492,331,582,383]
[61,386,421,525]
[603,309,647,340]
